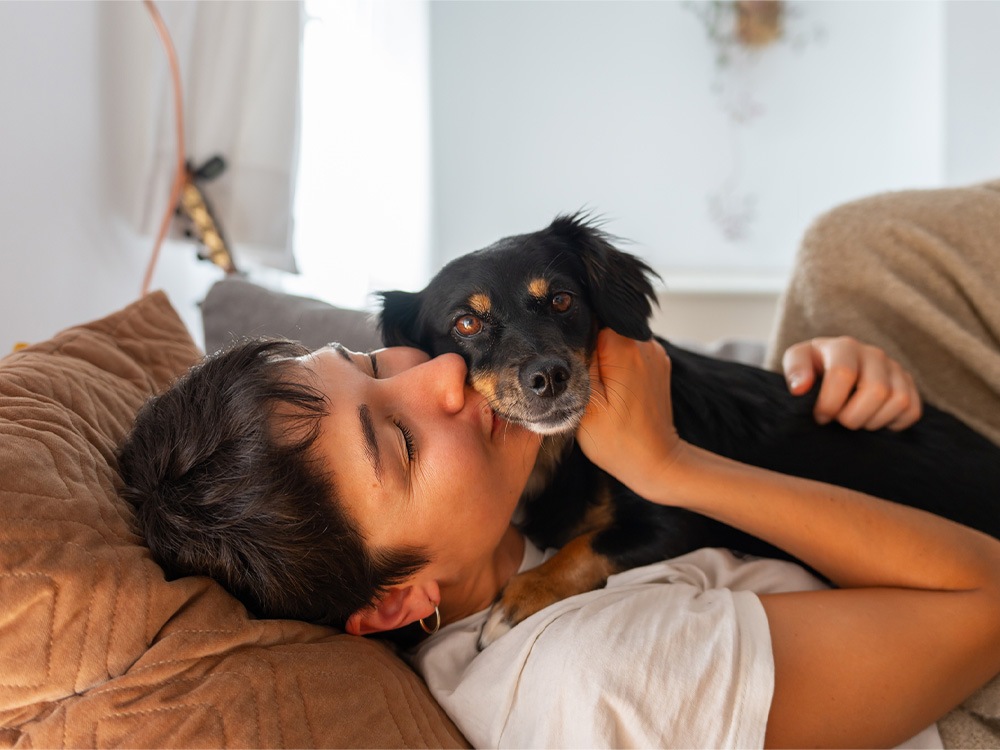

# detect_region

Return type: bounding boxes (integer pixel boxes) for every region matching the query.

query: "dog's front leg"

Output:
[478,532,621,650]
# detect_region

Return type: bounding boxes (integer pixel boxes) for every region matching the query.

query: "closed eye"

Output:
[369,352,379,377]
[394,418,416,462]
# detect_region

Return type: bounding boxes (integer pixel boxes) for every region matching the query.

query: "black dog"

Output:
[379,213,1000,648]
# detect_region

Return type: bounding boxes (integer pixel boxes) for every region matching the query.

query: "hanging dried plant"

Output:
[684,0,785,68]
[683,1,825,245]
[735,1,783,47]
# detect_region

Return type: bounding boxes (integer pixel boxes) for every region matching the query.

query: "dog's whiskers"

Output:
[593,379,631,422]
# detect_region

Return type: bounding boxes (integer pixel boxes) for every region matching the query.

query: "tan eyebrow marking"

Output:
[468,293,491,316]
[527,278,549,298]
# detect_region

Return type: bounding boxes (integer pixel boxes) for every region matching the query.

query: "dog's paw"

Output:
[478,602,515,650]
[476,568,563,650]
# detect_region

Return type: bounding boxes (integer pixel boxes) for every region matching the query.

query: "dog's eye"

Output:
[455,315,483,337]
[551,292,573,313]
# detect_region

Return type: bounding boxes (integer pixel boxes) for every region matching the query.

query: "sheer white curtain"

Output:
[100,1,302,272]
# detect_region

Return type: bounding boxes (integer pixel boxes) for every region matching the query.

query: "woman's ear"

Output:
[344,583,439,636]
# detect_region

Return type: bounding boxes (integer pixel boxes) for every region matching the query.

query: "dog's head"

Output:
[378,213,659,434]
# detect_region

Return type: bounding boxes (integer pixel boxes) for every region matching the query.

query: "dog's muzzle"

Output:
[489,356,590,435]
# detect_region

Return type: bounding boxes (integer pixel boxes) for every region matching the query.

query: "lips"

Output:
[481,401,506,440]
[489,405,501,439]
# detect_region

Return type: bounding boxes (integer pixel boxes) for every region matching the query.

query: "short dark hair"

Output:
[117,338,428,628]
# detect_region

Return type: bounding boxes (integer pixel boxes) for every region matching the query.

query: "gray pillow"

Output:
[202,278,383,354]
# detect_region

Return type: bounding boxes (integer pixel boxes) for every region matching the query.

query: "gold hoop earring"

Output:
[419,605,440,635]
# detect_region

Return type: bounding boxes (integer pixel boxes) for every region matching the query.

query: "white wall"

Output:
[428,1,946,294]
[650,291,780,344]
[944,1,1000,186]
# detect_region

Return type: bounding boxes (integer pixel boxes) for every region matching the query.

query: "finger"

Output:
[859,360,912,430]
[835,347,891,430]
[886,372,923,431]
[782,341,819,395]
[813,341,860,425]
[585,329,632,416]
[645,337,669,368]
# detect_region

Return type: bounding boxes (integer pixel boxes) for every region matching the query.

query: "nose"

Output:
[521,358,571,399]
[404,352,468,414]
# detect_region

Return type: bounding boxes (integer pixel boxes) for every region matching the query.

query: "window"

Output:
[293,0,431,310]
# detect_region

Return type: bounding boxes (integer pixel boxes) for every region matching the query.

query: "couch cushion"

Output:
[202,278,383,354]
[0,292,467,748]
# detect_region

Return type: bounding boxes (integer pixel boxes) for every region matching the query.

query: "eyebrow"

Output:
[331,342,354,364]
[358,404,383,484]
[330,343,384,484]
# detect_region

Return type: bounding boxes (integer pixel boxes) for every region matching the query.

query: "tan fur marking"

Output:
[469,371,500,402]
[468,293,491,316]
[527,278,549,299]
[497,533,621,623]
[576,484,616,536]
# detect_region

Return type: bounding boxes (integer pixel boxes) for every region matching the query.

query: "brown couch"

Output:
[0,292,468,748]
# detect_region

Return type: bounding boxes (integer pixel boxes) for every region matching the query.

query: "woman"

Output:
[119,321,997,748]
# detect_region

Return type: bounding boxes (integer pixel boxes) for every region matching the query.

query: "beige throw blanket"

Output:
[766,179,1000,748]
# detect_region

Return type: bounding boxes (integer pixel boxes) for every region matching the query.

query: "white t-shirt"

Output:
[409,541,943,749]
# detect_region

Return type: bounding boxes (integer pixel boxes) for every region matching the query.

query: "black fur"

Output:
[379,213,1000,574]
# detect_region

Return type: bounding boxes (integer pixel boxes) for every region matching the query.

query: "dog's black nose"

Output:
[522,359,571,398]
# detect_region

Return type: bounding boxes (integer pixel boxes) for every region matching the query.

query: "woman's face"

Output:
[296,344,542,590]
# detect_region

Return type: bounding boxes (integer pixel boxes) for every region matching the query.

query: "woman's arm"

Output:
[577,329,1000,749]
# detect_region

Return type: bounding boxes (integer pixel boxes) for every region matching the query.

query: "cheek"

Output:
[430,433,537,513]
[434,437,491,483]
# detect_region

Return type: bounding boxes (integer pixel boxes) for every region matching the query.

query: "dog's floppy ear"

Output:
[377,290,425,348]
[549,214,660,340]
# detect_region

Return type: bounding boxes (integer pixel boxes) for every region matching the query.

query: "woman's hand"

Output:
[782,336,922,431]
[576,329,684,501]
